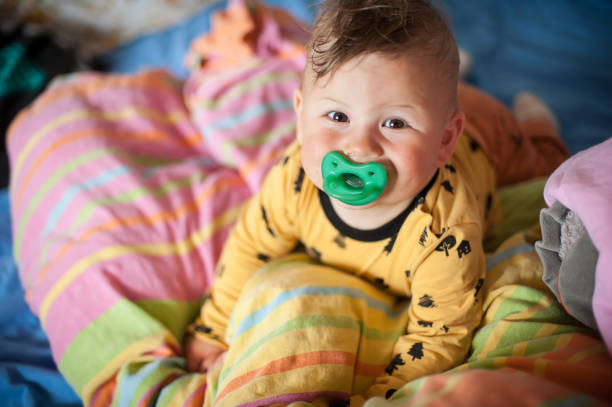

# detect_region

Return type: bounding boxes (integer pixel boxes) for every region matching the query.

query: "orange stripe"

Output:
[30,175,244,290]
[7,71,180,143]
[137,372,182,407]
[214,351,354,405]
[89,374,117,407]
[354,361,386,378]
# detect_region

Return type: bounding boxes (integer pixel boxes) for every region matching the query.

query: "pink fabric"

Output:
[543,137,612,355]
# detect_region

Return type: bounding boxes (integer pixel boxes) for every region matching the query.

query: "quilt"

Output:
[6,1,612,406]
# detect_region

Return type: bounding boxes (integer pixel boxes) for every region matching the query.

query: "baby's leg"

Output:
[458,83,568,186]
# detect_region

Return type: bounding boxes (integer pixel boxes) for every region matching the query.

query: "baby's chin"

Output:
[328,194,381,212]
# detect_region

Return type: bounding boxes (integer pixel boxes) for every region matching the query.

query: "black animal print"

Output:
[418,294,436,308]
[408,342,424,360]
[374,278,389,290]
[194,324,212,334]
[294,167,305,193]
[418,227,428,246]
[333,233,346,249]
[307,246,322,262]
[474,278,484,297]
[457,239,472,258]
[384,233,398,254]
[441,180,454,194]
[385,353,405,374]
[435,235,457,256]
[261,205,275,237]
[469,139,480,151]
[257,253,271,262]
[385,389,397,399]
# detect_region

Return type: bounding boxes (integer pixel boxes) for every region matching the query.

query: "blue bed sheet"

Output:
[1,0,611,405]
[0,190,80,405]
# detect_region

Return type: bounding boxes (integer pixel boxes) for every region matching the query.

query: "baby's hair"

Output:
[307,0,459,90]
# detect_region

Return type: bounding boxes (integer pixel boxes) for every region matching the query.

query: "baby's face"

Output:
[294,52,463,214]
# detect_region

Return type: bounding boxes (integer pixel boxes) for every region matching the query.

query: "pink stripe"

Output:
[23,166,247,294]
[185,58,292,101]
[10,110,198,191]
[199,111,295,156]
[236,391,350,407]
[191,79,300,120]
[31,183,248,358]
[137,372,183,407]
[8,72,187,151]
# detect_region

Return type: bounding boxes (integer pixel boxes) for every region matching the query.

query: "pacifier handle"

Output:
[321,152,387,206]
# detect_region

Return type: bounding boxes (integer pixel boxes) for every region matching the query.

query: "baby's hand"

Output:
[184,336,225,373]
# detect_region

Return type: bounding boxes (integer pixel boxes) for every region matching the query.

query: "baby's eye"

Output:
[327,111,349,123]
[383,118,407,129]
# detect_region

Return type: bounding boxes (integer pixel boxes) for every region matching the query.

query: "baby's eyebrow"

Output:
[385,103,417,110]
[320,96,346,105]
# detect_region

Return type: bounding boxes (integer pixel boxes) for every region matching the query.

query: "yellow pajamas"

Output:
[191,131,497,398]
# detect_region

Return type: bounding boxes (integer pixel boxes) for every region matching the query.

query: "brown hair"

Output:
[307,0,459,91]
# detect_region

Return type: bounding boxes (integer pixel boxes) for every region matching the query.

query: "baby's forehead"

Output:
[303,50,441,89]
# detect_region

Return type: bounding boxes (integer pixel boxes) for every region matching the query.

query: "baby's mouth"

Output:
[321,152,387,206]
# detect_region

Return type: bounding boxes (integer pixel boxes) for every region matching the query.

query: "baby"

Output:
[185,0,567,402]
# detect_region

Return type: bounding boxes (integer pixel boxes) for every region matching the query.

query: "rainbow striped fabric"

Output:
[7,1,612,406]
[6,3,304,404]
[362,231,612,406]
[206,253,410,406]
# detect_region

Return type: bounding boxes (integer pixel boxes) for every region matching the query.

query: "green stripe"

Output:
[155,374,201,406]
[59,298,200,395]
[489,286,545,323]
[214,314,402,400]
[16,147,117,257]
[16,144,178,268]
[73,172,199,236]
[200,71,299,111]
[136,298,202,341]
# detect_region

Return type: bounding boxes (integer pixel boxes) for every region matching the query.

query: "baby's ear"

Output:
[293,88,304,144]
[435,111,465,166]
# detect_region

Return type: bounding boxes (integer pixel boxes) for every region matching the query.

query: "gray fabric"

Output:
[535,201,598,329]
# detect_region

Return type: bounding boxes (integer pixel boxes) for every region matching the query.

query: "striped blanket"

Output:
[7,1,612,406]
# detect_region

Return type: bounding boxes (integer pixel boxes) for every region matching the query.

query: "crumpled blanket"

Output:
[7,1,612,406]
[541,137,612,355]
[536,201,598,329]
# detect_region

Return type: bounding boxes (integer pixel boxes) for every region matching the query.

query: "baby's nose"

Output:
[342,127,382,161]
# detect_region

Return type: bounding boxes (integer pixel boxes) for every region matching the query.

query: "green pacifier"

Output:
[321,152,387,206]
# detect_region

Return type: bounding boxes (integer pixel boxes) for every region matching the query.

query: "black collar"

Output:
[318,169,438,241]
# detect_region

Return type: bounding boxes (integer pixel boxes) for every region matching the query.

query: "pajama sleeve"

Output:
[188,144,303,347]
[365,222,486,400]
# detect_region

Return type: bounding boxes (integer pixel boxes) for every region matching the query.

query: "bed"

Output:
[1,1,611,406]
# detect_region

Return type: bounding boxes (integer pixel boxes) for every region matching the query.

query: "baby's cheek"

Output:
[300,149,322,186]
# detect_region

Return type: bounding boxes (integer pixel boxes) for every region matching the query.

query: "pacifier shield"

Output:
[321,152,387,206]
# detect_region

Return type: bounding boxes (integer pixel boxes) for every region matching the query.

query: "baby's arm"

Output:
[185,146,302,368]
[365,223,485,399]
